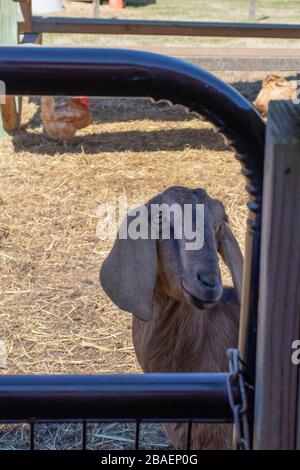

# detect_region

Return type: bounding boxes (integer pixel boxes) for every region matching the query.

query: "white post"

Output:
[248,0,256,21]
[0,0,18,136]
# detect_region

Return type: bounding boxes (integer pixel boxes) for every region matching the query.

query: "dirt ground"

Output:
[0,71,292,449]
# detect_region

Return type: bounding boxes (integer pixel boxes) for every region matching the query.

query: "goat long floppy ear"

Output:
[218,223,244,304]
[100,207,157,321]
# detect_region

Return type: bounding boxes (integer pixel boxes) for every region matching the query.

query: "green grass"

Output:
[45,0,300,48]
[123,0,300,22]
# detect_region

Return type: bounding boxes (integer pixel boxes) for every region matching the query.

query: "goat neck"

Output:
[132,286,239,374]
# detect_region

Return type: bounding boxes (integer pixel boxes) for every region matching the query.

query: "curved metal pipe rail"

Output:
[0,47,265,408]
[0,373,235,422]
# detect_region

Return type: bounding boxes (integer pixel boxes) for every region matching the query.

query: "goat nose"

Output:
[197,273,217,290]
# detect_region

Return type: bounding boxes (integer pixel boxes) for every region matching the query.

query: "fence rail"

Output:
[15,2,300,71]
[23,17,300,39]
[0,45,265,448]
[0,373,234,422]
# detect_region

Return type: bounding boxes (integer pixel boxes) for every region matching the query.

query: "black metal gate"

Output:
[0,46,265,450]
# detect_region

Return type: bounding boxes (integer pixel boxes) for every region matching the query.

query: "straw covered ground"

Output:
[0,72,271,449]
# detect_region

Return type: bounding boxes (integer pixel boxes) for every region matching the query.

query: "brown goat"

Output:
[254,74,297,117]
[100,186,243,450]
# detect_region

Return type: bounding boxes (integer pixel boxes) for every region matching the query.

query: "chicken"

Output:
[41,96,92,144]
[254,74,297,117]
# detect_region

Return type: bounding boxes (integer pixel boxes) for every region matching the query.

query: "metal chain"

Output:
[226,348,251,450]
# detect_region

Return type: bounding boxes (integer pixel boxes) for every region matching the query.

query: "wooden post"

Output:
[15,0,32,33]
[254,101,300,449]
[0,0,18,136]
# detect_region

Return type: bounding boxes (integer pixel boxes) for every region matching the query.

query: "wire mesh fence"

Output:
[0,421,188,451]
[0,373,236,450]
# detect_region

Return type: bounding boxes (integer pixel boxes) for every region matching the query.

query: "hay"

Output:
[0,94,249,377]
[0,75,265,448]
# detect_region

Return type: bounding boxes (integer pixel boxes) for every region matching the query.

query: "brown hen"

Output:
[41,96,92,144]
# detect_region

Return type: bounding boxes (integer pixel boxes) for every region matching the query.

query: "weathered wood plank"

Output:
[298,360,300,449]
[182,55,300,72]
[107,46,300,71]
[15,0,32,33]
[254,101,300,449]
[28,17,300,39]
[0,96,18,131]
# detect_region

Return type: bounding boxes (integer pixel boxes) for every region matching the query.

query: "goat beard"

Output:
[189,295,218,310]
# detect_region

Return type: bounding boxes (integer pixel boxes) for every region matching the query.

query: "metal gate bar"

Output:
[0,47,264,440]
[0,373,235,421]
